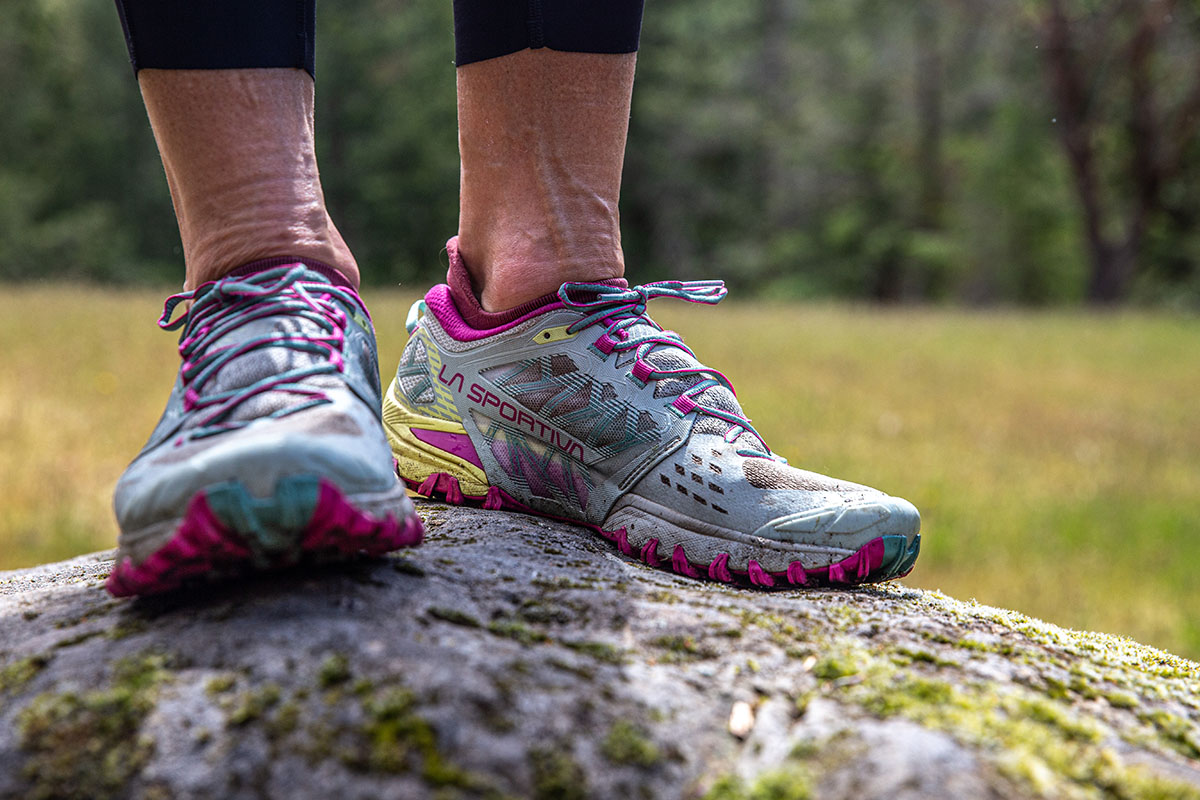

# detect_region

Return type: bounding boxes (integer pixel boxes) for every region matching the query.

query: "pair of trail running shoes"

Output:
[107,240,921,597]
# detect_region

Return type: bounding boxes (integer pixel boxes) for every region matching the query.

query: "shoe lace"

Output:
[560,280,777,459]
[159,266,359,440]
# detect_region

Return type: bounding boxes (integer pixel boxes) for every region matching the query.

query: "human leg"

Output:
[107,0,420,597]
[456,50,634,310]
[453,0,645,310]
[137,69,358,289]
[383,3,921,587]
[115,0,354,288]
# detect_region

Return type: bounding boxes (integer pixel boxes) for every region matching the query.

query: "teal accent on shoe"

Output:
[878,534,922,579]
[204,476,322,560]
[895,534,922,576]
[405,299,427,335]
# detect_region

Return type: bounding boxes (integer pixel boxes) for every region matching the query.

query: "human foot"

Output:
[108,264,422,597]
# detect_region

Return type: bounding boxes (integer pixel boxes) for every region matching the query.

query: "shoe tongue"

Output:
[183,272,340,426]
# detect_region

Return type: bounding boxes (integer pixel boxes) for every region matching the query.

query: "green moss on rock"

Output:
[487,619,549,646]
[228,683,282,726]
[701,767,813,800]
[528,746,588,800]
[651,634,715,663]
[817,637,1199,800]
[600,719,660,767]
[0,654,50,697]
[427,606,482,628]
[15,652,172,800]
[317,653,352,688]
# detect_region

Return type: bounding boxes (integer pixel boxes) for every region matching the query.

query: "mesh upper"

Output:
[626,320,760,446]
[742,458,868,493]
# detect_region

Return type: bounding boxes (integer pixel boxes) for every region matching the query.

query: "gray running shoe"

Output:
[108,265,422,597]
[382,240,919,588]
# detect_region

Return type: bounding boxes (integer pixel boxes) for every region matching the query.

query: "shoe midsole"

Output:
[115,478,413,568]
[604,494,864,573]
[383,378,491,496]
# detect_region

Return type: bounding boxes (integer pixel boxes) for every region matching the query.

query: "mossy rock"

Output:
[0,504,1196,799]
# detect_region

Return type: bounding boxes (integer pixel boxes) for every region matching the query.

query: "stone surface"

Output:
[1,502,1198,800]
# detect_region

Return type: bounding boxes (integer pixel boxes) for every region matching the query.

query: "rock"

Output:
[1,502,1198,800]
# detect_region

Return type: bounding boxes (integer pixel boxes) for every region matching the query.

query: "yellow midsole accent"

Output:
[382,379,491,496]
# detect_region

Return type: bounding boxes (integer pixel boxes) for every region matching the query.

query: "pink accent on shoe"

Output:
[573,474,589,511]
[671,545,701,578]
[401,471,905,590]
[299,480,422,554]
[631,360,654,382]
[843,549,872,581]
[431,236,629,342]
[106,479,421,598]
[708,553,733,583]
[483,486,506,510]
[786,561,808,585]
[425,285,563,342]
[594,334,616,355]
[865,537,885,575]
[428,236,563,340]
[747,559,775,588]
[490,439,515,475]
[410,428,485,471]
[614,528,634,556]
[417,474,441,497]
[640,538,662,568]
[672,396,699,415]
[414,472,465,506]
[444,237,565,330]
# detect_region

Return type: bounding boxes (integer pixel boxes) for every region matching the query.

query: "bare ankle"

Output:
[456,232,624,311]
[184,209,359,289]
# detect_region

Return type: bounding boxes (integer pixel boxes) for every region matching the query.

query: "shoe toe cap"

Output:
[115,405,395,535]
[753,494,920,544]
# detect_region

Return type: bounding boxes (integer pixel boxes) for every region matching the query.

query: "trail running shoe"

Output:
[107,264,422,597]
[382,239,919,588]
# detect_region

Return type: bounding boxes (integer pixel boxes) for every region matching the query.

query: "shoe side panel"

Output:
[397,312,693,524]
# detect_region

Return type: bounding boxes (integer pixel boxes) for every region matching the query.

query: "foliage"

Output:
[0,0,1198,303]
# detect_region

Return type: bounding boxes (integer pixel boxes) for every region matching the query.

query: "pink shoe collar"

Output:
[432,236,627,341]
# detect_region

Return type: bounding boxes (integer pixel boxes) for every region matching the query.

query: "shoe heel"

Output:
[382,378,491,497]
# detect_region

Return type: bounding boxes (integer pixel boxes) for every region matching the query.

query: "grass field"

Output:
[2,284,1198,660]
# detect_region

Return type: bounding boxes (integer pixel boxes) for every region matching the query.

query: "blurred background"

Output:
[1,1,1198,658]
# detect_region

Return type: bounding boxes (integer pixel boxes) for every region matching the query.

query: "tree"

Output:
[1038,0,1200,303]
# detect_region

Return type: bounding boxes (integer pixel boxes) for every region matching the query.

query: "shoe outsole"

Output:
[406,471,920,589]
[106,477,423,598]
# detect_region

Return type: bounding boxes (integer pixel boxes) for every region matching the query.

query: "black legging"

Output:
[114,0,645,76]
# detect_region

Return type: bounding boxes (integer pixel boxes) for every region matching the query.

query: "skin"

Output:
[455,49,636,310]
[138,68,358,289]
[138,48,637,308]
